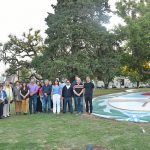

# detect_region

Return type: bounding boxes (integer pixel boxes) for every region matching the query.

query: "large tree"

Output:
[32,0,121,84]
[116,0,150,86]
[1,29,44,77]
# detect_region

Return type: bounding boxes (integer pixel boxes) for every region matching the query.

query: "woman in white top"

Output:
[3,81,13,117]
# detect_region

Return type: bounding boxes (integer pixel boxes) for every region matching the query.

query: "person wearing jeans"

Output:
[3,81,13,117]
[42,79,52,113]
[73,78,84,114]
[28,79,38,114]
[0,84,7,119]
[51,79,62,114]
[72,76,79,111]
[84,76,94,115]
[62,80,73,113]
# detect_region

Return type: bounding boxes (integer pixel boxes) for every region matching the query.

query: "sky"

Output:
[0,0,122,75]
[0,0,57,43]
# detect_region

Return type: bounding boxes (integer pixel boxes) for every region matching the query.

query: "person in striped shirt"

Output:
[73,78,84,114]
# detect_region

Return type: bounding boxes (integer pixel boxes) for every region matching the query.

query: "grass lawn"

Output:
[94,88,150,97]
[93,88,126,97]
[0,88,150,150]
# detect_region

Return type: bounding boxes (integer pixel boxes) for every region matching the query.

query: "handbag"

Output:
[10,100,14,104]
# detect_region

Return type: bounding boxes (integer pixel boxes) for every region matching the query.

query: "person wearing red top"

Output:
[36,82,42,112]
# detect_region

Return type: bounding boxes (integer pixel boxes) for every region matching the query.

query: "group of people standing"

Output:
[0,76,94,119]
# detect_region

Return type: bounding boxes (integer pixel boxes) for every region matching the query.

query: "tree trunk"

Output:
[137,81,140,88]
[104,83,109,89]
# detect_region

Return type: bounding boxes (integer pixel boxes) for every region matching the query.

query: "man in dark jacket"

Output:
[0,84,7,119]
[42,79,52,113]
[62,80,73,113]
[84,76,94,114]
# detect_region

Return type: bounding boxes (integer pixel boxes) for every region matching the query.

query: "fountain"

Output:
[92,91,150,122]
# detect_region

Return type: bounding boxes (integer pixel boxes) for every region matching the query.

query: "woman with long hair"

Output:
[20,81,29,115]
[36,82,42,113]
[51,79,62,114]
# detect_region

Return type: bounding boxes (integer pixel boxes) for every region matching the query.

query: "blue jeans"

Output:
[0,103,4,117]
[75,96,83,113]
[63,97,73,113]
[74,96,78,111]
[29,94,37,114]
[42,95,51,112]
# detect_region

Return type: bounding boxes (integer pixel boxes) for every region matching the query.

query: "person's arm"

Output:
[78,84,84,96]
[20,90,24,98]
[25,90,29,98]
[73,87,79,96]
[83,83,86,94]
[13,88,16,101]
[32,85,38,95]
[60,86,62,99]
[39,88,43,96]
[46,86,51,96]
[62,87,64,98]
[4,91,7,100]
[0,91,5,101]
[51,86,53,99]
[43,86,47,96]
[71,87,74,97]
[92,83,95,94]
[49,85,52,95]
[92,83,95,89]
[78,88,84,96]
[42,86,44,94]
[10,87,13,100]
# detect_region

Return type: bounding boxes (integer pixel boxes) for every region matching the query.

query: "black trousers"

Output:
[0,103,4,117]
[85,96,93,113]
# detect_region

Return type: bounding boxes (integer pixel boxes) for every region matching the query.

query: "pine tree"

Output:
[33,0,110,79]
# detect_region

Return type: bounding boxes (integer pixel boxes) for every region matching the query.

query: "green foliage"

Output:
[33,0,121,83]
[91,33,122,88]
[116,0,150,83]
[19,67,31,82]
[1,29,44,76]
